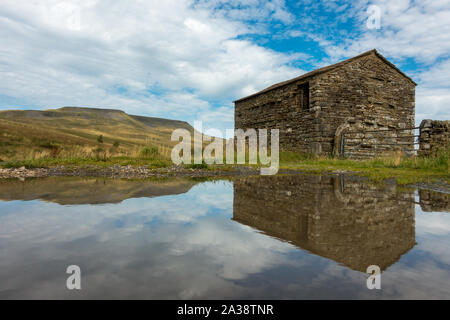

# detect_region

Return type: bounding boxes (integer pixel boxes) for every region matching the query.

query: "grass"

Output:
[1,125,448,187]
[2,157,173,169]
[0,107,194,162]
[1,154,172,169]
[2,151,448,186]
[279,150,450,185]
[186,162,209,169]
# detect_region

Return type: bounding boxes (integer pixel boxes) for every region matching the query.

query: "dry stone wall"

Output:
[419,189,450,213]
[419,120,450,156]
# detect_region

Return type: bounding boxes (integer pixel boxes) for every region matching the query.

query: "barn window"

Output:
[297,83,310,111]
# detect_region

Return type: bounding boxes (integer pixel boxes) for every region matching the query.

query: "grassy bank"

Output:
[1,149,449,185]
[0,155,172,169]
[279,151,450,185]
[0,107,193,162]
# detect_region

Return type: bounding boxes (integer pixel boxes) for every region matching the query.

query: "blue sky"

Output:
[0,0,449,133]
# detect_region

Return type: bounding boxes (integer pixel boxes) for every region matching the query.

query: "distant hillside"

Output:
[0,107,194,161]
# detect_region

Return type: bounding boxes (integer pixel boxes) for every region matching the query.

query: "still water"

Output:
[0,175,449,299]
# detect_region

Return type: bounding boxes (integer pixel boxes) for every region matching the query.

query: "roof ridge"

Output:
[234,49,416,103]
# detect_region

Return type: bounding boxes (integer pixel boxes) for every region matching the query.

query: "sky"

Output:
[0,0,449,133]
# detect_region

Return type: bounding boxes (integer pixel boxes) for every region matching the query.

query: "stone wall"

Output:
[339,124,416,159]
[318,53,415,157]
[233,175,416,272]
[419,120,450,156]
[419,189,450,212]
[234,79,316,153]
[235,51,416,157]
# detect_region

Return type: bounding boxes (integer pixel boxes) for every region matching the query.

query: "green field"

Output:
[278,151,450,185]
[0,106,194,161]
[0,107,448,185]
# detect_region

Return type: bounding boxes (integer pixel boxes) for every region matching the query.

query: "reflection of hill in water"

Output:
[233,175,416,272]
[0,177,198,205]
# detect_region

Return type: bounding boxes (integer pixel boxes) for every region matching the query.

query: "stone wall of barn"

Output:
[419,120,450,156]
[234,51,416,157]
[234,79,317,154]
[313,53,416,157]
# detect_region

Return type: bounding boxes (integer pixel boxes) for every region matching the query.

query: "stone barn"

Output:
[234,49,417,158]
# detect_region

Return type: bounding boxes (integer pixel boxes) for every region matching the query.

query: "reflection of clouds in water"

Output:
[300,249,450,300]
[1,181,450,299]
[0,180,296,299]
[157,219,291,280]
[308,227,450,300]
[194,181,233,210]
[264,207,450,299]
[0,182,233,243]
[416,236,450,266]
[357,260,450,299]
[415,207,450,236]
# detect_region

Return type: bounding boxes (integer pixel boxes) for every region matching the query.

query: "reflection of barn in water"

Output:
[233,175,416,272]
[419,189,450,213]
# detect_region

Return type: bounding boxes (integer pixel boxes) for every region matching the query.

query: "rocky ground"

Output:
[0,165,262,179]
[1,165,449,193]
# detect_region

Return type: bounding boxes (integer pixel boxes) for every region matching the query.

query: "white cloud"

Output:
[0,0,301,131]
[194,0,294,24]
[1,0,448,132]
[414,59,450,124]
[416,88,450,125]
[304,0,450,123]
[322,0,450,63]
